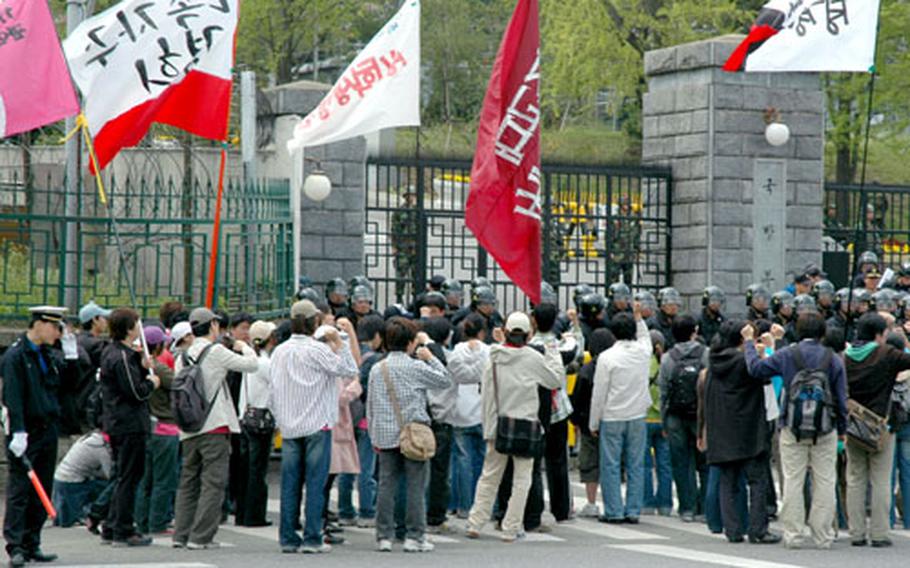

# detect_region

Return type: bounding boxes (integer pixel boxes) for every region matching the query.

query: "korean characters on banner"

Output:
[0,4,26,48]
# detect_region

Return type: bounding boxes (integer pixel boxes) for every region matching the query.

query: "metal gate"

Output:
[365,157,673,313]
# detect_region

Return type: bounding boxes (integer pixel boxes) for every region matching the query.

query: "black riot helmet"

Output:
[701,286,726,310]
[326,278,348,303]
[811,280,836,306]
[608,282,632,304]
[296,287,320,303]
[349,275,373,295]
[745,284,770,309]
[442,279,464,304]
[770,291,794,315]
[470,276,492,290]
[573,284,594,309]
[793,294,817,315]
[657,287,681,308]
[471,286,497,307]
[635,291,657,313]
[579,293,606,320]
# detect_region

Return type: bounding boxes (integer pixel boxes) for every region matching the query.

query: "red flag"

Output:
[465,0,541,305]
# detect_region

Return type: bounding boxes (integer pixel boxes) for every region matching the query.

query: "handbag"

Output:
[240,370,275,434]
[845,398,888,452]
[382,362,436,461]
[492,363,544,458]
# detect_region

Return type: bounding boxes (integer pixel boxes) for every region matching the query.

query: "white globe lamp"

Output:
[303,171,332,202]
[765,122,790,147]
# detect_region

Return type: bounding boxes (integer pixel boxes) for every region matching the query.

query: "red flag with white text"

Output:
[465,0,541,305]
[63,0,239,172]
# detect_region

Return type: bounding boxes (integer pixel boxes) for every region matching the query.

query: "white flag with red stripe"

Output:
[63,0,238,172]
[724,0,880,73]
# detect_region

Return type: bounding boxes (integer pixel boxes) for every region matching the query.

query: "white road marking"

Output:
[60,564,217,568]
[607,544,804,568]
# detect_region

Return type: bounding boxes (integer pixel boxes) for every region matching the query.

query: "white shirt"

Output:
[447,341,490,428]
[239,351,271,415]
[268,334,358,439]
[589,320,653,430]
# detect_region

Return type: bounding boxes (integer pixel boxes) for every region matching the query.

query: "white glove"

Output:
[61,332,78,360]
[9,432,27,458]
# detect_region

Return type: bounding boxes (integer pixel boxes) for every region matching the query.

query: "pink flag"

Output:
[0,0,79,138]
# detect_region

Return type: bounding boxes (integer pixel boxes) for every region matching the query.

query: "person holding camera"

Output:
[367,317,450,553]
[465,313,562,543]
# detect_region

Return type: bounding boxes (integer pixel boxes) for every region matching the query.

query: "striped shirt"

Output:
[367,352,450,450]
[268,334,358,439]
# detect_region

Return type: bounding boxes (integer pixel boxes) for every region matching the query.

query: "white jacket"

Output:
[448,340,490,428]
[589,320,652,431]
[176,337,259,440]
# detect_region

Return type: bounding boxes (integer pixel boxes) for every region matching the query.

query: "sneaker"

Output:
[623,517,640,525]
[323,533,345,545]
[680,512,695,523]
[111,534,153,548]
[501,531,526,543]
[357,517,376,528]
[25,548,58,562]
[281,545,299,553]
[578,503,600,518]
[377,539,392,552]
[338,517,358,527]
[465,527,481,539]
[85,516,101,535]
[852,539,868,547]
[403,538,434,553]
[324,522,344,534]
[426,523,450,534]
[727,535,745,543]
[172,540,186,549]
[871,539,893,548]
[749,532,782,545]
[301,543,332,554]
[186,541,221,550]
[598,516,625,524]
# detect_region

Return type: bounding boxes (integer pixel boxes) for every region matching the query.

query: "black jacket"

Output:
[100,342,156,436]
[844,343,910,417]
[570,360,596,436]
[1,334,62,433]
[705,347,769,465]
[698,308,724,347]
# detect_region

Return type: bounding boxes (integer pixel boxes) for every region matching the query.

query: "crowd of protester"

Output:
[6,255,910,563]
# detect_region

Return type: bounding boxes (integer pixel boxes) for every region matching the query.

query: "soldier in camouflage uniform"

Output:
[612,196,641,284]
[391,189,420,302]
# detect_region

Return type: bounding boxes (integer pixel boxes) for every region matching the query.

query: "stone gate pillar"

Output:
[642,35,826,312]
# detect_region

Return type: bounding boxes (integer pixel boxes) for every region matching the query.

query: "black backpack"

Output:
[784,346,834,442]
[665,345,705,419]
[171,344,218,433]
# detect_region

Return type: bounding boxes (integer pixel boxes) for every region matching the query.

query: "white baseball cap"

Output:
[505,312,532,334]
[170,321,192,350]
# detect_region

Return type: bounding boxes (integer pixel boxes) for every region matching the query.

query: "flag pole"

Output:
[205,141,229,309]
[844,3,883,342]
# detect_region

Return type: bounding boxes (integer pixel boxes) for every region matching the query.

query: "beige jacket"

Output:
[175,337,259,441]
[481,343,563,441]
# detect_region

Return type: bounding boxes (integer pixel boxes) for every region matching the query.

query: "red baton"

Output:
[20,455,56,520]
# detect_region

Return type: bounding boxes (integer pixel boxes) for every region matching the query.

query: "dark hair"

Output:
[109,308,139,342]
[506,331,528,347]
[670,313,697,343]
[885,331,906,351]
[385,317,418,352]
[421,294,446,311]
[160,301,185,329]
[275,320,293,345]
[290,313,319,336]
[609,312,637,341]
[422,317,452,344]
[711,319,746,351]
[795,312,826,341]
[462,313,487,340]
[856,312,888,342]
[81,319,94,332]
[357,315,385,343]
[191,321,213,338]
[315,300,332,315]
[823,327,846,353]
[214,309,230,328]
[754,319,772,335]
[231,312,254,328]
[170,310,190,326]
[531,303,558,334]
[588,328,616,360]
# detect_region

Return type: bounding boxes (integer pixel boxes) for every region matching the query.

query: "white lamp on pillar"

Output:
[764,107,790,147]
[303,170,332,201]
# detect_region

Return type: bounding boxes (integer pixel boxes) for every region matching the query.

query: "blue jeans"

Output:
[599,419,646,520]
[643,422,672,512]
[135,433,180,533]
[891,424,910,528]
[338,428,376,520]
[705,465,747,533]
[279,430,332,548]
[452,425,486,515]
[52,479,109,528]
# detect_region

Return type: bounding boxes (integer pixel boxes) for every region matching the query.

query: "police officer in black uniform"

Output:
[811,279,836,320]
[634,290,659,329]
[325,278,349,316]
[2,307,67,567]
[770,291,796,344]
[698,286,725,346]
[577,293,607,346]
[441,279,465,316]
[655,287,681,349]
[605,283,632,325]
[745,284,771,322]
[540,281,571,335]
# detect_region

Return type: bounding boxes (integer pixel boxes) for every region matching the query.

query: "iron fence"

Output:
[823,182,910,272]
[365,157,673,313]
[0,170,293,321]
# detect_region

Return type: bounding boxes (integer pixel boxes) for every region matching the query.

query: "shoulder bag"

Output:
[492,363,544,458]
[240,365,275,434]
[382,362,435,461]
[845,398,889,452]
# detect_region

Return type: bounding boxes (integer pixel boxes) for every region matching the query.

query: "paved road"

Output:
[33,467,910,568]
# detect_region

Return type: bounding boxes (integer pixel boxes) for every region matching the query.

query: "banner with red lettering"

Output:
[0,0,79,138]
[287,0,420,150]
[465,0,541,305]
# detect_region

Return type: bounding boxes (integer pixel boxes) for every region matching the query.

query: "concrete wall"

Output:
[642,35,825,312]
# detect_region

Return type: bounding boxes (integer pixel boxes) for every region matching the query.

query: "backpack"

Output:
[171,344,218,433]
[784,346,834,442]
[890,380,910,428]
[665,345,705,419]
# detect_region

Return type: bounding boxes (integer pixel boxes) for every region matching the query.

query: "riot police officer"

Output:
[441,279,465,315]
[540,281,571,335]
[572,284,594,312]
[634,290,658,329]
[465,286,504,343]
[853,250,880,288]
[606,282,632,323]
[337,284,380,328]
[811,279,836,320]
[655,287,681,348]
[870,289,898,317]
[793,294,817,315]
[771,291,796,344]
[2,307,67,567]
[698,286,725,346]
[895,263,910,293]
[745,284,771,321]
[578,293,607,346]
[325,278,349,315]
